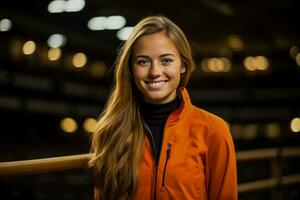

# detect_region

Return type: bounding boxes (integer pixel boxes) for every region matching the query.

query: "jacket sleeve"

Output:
[205,119,238,200]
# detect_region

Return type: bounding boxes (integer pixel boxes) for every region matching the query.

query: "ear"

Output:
[180,65,186,74]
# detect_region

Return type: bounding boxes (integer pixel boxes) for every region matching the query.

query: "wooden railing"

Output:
[0,153,92,177]
[0,147,299,194]
[236,147,300,194]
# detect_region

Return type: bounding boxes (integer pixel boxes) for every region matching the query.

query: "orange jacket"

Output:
[131,87,238,200]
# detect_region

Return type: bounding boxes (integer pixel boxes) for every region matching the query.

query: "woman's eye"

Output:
[161,58,173,65]
[136,59,149,65]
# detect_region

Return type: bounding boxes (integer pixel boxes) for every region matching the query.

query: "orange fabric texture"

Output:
[131,87,238,200]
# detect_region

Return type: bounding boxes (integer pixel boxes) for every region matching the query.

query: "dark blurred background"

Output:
[0,0,300,199]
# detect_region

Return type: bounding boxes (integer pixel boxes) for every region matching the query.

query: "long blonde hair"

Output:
[89,16,195,200]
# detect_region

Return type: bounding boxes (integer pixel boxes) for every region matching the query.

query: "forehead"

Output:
[132,32,179,56]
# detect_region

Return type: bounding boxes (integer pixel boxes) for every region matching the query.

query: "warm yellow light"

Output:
[72,52,87,68]
[48,47,61,61]
[215,58,224,72]
[208,58,225,72]
[60,117,77,133]
[256,56,269,70]
[290,46,299,59]
[296,53,300,66]
[244,56,269,71]
[83,118,97,133]
[220,57,231,72]
[227,35,243,51]
[201,58,209,72]
[290,118,300,133]
[244,56,255,71]
[203,58,231,73]
[22,41,36,55]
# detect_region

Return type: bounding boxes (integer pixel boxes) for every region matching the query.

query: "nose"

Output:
[148,62,162,78]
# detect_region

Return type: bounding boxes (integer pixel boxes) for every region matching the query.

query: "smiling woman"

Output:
[89,16,238,200]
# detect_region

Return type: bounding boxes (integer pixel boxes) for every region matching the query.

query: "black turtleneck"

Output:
[142,93,181,164]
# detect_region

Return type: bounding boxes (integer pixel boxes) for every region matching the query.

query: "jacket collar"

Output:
[167,87,192,124]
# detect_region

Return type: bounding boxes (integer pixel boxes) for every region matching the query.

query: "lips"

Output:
[144,80,167,89]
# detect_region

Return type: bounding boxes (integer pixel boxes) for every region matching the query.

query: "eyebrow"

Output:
[160,53,175,58]
[134,53,175,59]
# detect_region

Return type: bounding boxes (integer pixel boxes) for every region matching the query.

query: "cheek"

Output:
[166,66,182,80]
[132,67,145,82]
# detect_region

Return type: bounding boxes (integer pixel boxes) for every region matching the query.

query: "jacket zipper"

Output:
[151,167,157,200]
[159,96,183,191]
[149,96,183,199]
[162,143,172,189]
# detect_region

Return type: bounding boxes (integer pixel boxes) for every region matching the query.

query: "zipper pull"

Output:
[166,143,172,159]
[162,143,172,189]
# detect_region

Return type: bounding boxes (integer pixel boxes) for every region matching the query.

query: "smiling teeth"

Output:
[147,81,166,89]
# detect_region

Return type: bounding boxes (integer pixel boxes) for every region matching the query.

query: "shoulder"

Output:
[189,104,229,128]
[188,104,231,143]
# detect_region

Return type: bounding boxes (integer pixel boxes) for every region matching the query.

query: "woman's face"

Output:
[132,32,185,104]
